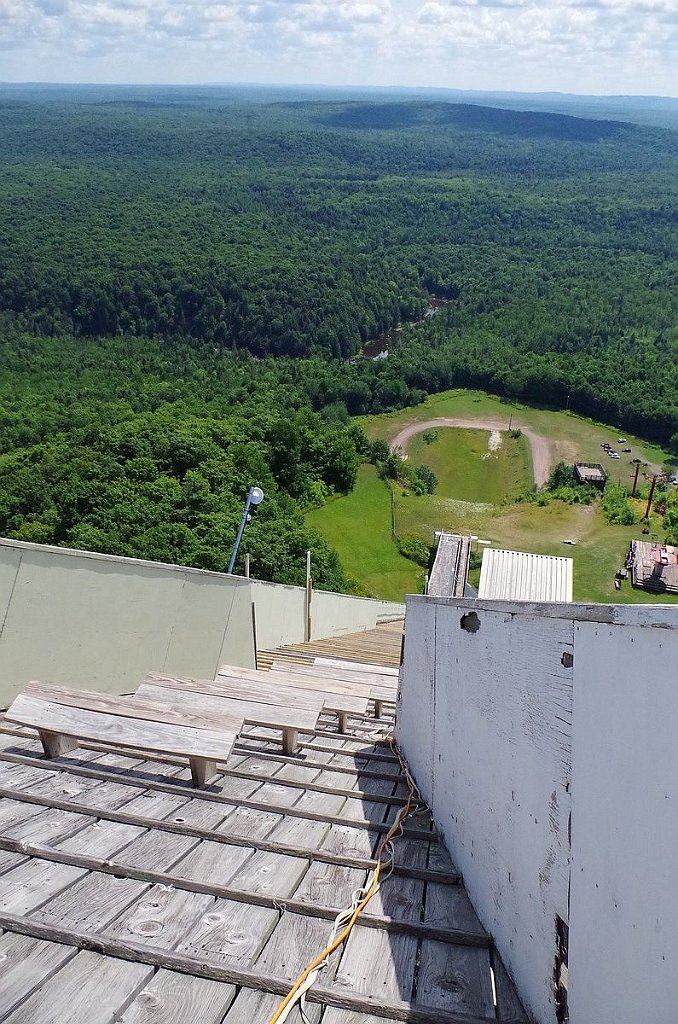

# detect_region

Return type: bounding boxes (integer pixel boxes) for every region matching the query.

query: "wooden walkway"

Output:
[0,623,526,1024]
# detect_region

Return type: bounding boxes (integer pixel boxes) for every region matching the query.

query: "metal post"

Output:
[227,487,264,575]
[306,550,312,642]
[244,553,250,578]
[227,492,253,575]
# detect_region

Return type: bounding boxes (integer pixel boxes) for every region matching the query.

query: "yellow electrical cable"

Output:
[266,736,417,1024]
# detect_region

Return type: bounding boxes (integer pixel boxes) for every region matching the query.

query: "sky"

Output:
[0,0,676,97]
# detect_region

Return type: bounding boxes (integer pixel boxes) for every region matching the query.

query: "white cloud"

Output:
[0,0,673,94]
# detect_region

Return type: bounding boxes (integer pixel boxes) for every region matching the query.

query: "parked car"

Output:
[618,438,626,443]
[622,447,632,453]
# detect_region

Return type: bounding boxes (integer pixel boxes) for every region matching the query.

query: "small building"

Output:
[629,539,678,594]
[479,547,573,602]
[574,462,607,490]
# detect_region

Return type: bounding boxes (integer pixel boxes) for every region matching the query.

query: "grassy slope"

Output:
[307,464,421,602]
[310,389,677,604]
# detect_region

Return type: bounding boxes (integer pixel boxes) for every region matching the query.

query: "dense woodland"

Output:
[1,87,677,586]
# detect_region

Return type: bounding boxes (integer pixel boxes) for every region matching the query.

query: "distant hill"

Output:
[320,100,634,142]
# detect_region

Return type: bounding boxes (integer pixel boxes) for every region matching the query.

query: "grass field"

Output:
[307,464,421,601]
[308,388,677,604]
[363,388,670,488]
[407,428,532,503]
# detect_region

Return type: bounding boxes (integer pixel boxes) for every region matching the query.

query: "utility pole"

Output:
[631,463,640,498]
[644,475,658,521]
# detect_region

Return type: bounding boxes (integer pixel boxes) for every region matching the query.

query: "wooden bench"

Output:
[5,682,243,788]
[269,660,396,720]
[312,656,399,678]
[216,663,369,729]
[138,672,324,754]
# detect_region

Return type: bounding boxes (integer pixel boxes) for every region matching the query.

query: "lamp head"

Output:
[249,486,265,506]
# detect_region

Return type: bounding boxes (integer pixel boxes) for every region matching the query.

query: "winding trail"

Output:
[390,417,554,487]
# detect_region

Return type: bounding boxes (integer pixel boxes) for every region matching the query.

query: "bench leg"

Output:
[282,728,299,755]
[373,700,384,720]
[336,711,348,734]
[38,730,77,759]
[189,757,218,788]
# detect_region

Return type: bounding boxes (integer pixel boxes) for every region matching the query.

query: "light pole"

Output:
[227,486,264,575]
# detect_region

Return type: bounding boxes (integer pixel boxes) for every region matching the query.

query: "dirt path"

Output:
[390,417,554,487]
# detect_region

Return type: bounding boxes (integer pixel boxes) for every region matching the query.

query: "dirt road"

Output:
[390,417,554,487]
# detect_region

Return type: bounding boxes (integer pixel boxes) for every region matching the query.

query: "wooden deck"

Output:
[0,623,526,1024]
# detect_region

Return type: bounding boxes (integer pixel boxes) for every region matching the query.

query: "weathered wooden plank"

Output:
[314,658,400,677]
[149,670,324,711]
[367,872,424,924]
[222,989,290,1024]
[216,804,282,839]
[177,897,278,965]
[0,859,87,915]
[266,812,331,851]
[0,838,487,949]
[23,682,241,736]
[271,662,398,702]
[252,910,343,1023]
[119,790,190,821]
[0,851,27,876]
[424,882,486,937]
[106,885,214,950]
[492,955,529,1022]
[120,969,236,1024]
[294,859,366,910]
[6,694,238,763]
[0,796,46,832]
[232,662,374,700]
[0,765,438,843]
[2,948,153,1024]
[172,839,254,887]
[55,820,145,859]
[33,873,148,933]
[137,682,319,733]
[334,928,417,1004]
[321,1012,404,1024]
[0,760,50,790]
[227,849,308,897]
[1,806,91,848]
[218,665,370,715]
[25,771,144,810]
[0,913,507,1024]
[0,933,77,1020]
[115,830,200,872]
[415,941,495,1017]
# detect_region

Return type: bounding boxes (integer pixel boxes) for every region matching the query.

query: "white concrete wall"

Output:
[0,540,255,704]
[250,580,307,651]
[398,595,678,1024]
[0,539,405,707]
[250,580,403,654]
[312,588,404,640]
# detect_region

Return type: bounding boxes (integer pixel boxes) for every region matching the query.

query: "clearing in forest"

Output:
[402,426,532,504]
[309,389,676,604]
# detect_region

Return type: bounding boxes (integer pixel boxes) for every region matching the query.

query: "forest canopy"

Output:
[0,87,676,586]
